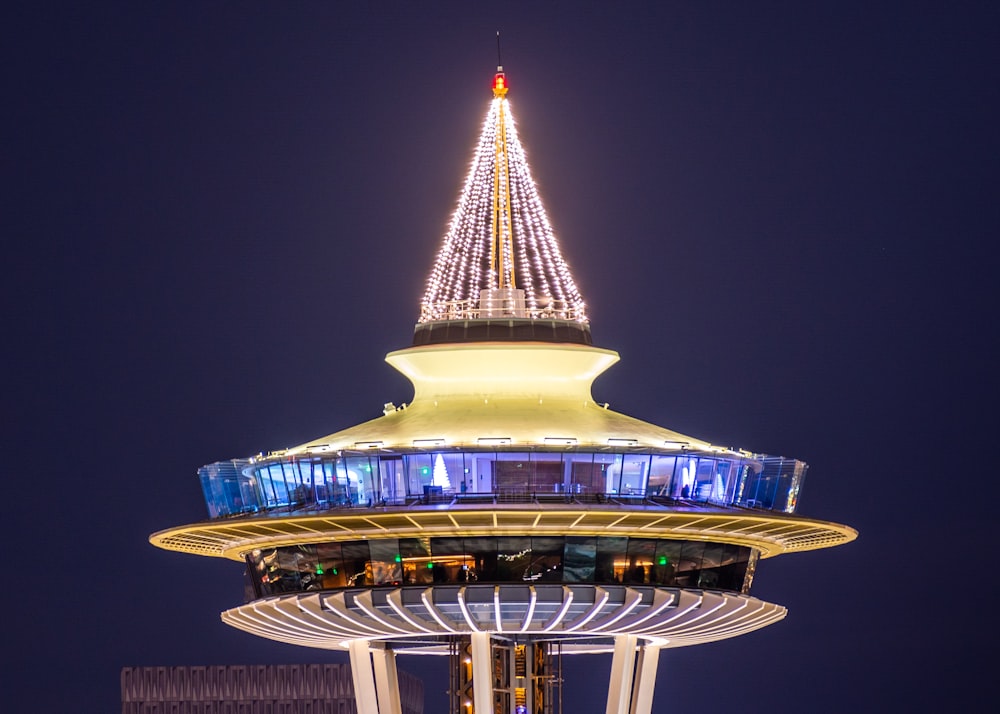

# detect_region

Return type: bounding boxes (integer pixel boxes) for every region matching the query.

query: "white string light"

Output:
[420,96,587,322]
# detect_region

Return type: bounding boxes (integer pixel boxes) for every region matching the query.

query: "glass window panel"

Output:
[295,545,321,591]
[246,550,269,596]
[678,457,699,500]
[653,541,682,585]
[344,457,377,505]
[255,465,274,506]
[453,453,473,495]
[403,454,434,497]
[531,453,565,493]
[697,543,725,589]
[648,456,677,496]
[496,537,532,582]
[368,539,402,585]
[398,537,433,585]
[200,461,257,517]
[624,538,657,584]
[435,452,464,493]
[529,537,564,582]
[269,545,314,593]
[464,537,498,582]
[333,461,352,505]
[377,456,404,504]
[341,541,372,586]
[566,453,598,495]
[620,455,651,495]
[494,452,533,494]
[594,453,623,494]
[315,542,347,589]
[715,544,745,592]
[280,462,298,504]
[676,541,705,588]
[562,536,596,582]
[469,453,495,493]
[693,458,716,501]
[430,537,473,582]
[596,537,628,584]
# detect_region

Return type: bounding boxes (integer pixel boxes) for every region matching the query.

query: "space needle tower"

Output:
[152,60,856,714]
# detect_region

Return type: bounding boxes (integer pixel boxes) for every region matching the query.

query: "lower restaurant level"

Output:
[246,535,758,599]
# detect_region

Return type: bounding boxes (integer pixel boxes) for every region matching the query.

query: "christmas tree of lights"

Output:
[420,68,587,323]
[431,453,451,490]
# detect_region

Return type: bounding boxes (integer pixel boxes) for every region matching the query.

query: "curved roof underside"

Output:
[222,586,785,652]
[150,503,857,561]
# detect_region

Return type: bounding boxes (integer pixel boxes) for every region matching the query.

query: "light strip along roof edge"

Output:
[150,506,858,562]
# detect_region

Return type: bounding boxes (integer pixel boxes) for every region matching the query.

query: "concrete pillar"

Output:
[372,648,403,714]
[348,639,380,714]
[470,632,494,714]
[605,634,638,714]
[628,644,661,714]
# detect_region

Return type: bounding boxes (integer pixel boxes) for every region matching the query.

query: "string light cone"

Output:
[420,66,586,325]
[152,61,856,714]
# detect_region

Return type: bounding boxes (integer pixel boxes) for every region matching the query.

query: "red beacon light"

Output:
[493,70,508,96]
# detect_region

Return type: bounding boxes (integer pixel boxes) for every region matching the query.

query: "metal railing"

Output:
[418,298,587,323]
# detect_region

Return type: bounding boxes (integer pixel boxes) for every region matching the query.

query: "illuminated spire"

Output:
[419,65,587,323]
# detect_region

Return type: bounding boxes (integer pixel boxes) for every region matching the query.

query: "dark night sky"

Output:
[4,2,998,711]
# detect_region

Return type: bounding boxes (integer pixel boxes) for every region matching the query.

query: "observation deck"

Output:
[150,62,856,714]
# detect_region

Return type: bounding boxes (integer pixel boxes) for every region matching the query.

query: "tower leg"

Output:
[470,632,494,714]
[348,639,380,714]
[372,647,403,714]
[605,634,638,714]
[628,645,660,714]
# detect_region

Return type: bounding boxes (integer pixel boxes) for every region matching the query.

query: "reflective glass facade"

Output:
[245,537,758,598]
[201,448,805,517]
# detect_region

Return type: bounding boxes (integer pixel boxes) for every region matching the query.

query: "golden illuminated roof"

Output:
[283,342,716,455]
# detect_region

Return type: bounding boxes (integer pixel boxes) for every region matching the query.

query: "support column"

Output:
[470,632,494,714]
[605,634,638,714]
[372,648,403,714]
[628,644,661,714]
[348,639,380,714]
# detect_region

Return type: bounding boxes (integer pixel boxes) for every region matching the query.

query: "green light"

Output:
[427,562,434,569]
[315,565,324,575]
[394,555,402,563]
[658,556,668,566]
[420,467,429,475]
[332,568,338,575]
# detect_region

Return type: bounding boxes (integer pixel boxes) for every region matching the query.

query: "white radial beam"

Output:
[352,591,413,636]
[420,589,459,633]
[386,589,438,634]
[541,586,575,632]
[588,589,645,633]
[564,587,610,633]
[456,587,482,632]
[520,586,538,631]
